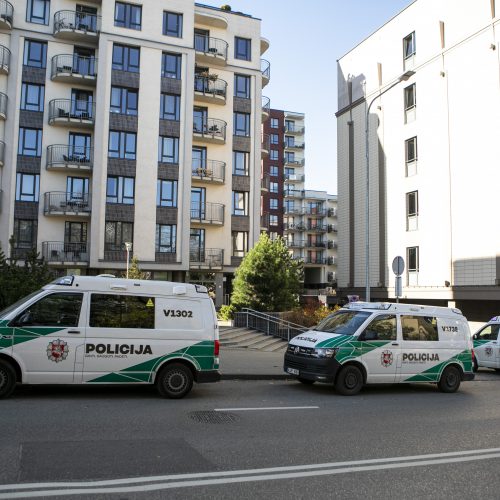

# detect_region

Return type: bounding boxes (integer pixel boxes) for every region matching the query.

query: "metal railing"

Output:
[261,59,270,80]
[44,191,91,214]
[262,96,270,114]
[193,117,226,141]
[47,144,93,169]
[190,202,224,224]
[284,189,303,198]
[42,241,89,263]
[285,125,304,134]
[260,212,270,229]
[304,257,326,265]
[190,248,223,268]
[306,225,327,232]
[286,239,305,248]
[0,140,4,165]
[284,222,305,231]
[194,75,227,99]
[194,34,228,61]
[51,54,97,79]
[0,44,10,72]
[0,0,13,26]
[261,175,270,191]
[192,159,225,182]
[53,10,101,35]
[285,174,304,182]
[0,92,7,118]
[234,308,308,342]
[284,141,305,149]
[261,132,270,151]
[49,99,95,124]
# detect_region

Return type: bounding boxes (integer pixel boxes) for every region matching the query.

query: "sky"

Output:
[213,0,414,194]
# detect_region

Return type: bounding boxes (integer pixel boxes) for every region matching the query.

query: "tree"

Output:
[124,255,149,280]
[231,233,303,312]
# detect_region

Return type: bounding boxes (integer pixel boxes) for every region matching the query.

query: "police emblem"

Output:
[47,339,69,363]
[485,347,493,357]
[381,350,393,367]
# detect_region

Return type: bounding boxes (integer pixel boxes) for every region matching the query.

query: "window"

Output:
[114,2,142,30]
[190,228,205,260]
[65,221,87,243]
[163,11,183,37]
[285,151,295,163]
[404,84,416,110]
[108,131,136,159]
[233,151,249,175]
[158,136,179,163]
[112,44,140,73]
[270,182,278,194]
[360,314,397,341]
[157,179,178,207]
[232,191,248,216]
[285,167,295,177]
[13,219,37,250]
[13,293,83,328]
[90,294,154,329]
[270,150,279,160]
[69,133,91,161]
[21,83,44,112]
[270,214,278,226]
[285,120,295,132]
[192,146,207,171]
[161,52,181,79]
[407,246,419,286]
[235,37,251,61]
[270,134,279,145]
[406,191,418,231]
[193,106,207,133]
[110,86,138,115]
[106,176,135,204]
[270,118,279,129]
[405,137,418,176]
[160,93,180,121]
[270,198,278,210]
[234,112,250,136]
[18,128,42,157]
[285,136,295,147]
[16,173,39,202]
[23,39,47,68]
[403,32,416,59]
[475,324,499,341]
[66,177,89,201]
[270,165,279,177]
[234,74,250,98]
[402,315,438,342]
[26,0,50,25]
[104,221,133,251]
[232,231,248,257]
[156,224,176,253]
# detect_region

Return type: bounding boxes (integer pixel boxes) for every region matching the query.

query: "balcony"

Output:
[194,10,228,29]
[193,118,226,144]
[284,207,304,216]
[0,140,4,167]
[284,141,305,151]
[53,10,101,42]
[46,145,93,172]
[0,44,10,75]
[286,239,305,249]
[51,55,97,85]
[190,202,224,225]
[304,208,326,216]
[194,75,227,105]
[327,240,336,249]
[48,99,95,128]
[284,124,305,135]
[285,174,304,183]
[0,92,7,120]
[261,59,270,87]
[194,35,228,66]
[261,96,270,121]
[304,257,327,266]
[306,225,327,233]
[328,224,337,233]
[261,175,270,192]
[284,222,305,231]
[260,212,270,230]
[306,241,326,249]
[0,0,13,29]
[191,159,225,184]
[261,133,270,158]
[42,241,89,265]
[284,158,304,167]
[190,248,223,270]
[284,189,303,199]
[44,192,91,216]
[260,37,270,55]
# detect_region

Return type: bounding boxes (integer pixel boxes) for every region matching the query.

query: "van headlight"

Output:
[312,348,337,358]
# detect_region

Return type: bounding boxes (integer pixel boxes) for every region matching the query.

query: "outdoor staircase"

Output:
[219,326,288,353]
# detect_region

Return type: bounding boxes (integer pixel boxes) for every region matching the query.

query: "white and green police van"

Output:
[284,302,475,395]
[0,275,220,398]
[472,316,500,372]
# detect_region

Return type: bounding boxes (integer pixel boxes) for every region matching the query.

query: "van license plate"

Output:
[287,367,299,375]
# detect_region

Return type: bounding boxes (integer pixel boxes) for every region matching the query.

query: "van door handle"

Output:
[68,330,81,334]
[391,342,399,346]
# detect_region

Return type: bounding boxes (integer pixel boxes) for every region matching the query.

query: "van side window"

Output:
[12,293,83,327]
[359,314,397,341]
[402,315,438,341]
[90,294,155,329]
[476,325,499,341]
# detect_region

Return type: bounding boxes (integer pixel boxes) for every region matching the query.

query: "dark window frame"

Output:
[112,43,140,73]
[160,93,180,121]
[158,136,179,164]
[26,0,50,25]
[156,224,177,253]
[156,179,178,207]
[114,1,142,30]
[18,127,43,157]
[110,86,138,115]
[232,191,248,216]
[234,74,250,98]
[104,221,133,251]
[233,112,250,137]
[20,83,45,112]
[161,52,181,79]
[16,173,40,202]
[106,175,135,204]
[23,39,47,68]
[108,130,137,159]
[163,11,183,37]
[235,36,251,61]
[233,150,249,176]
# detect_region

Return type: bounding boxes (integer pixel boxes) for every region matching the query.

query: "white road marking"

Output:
[214,406,319,411]
[1,447,500,498]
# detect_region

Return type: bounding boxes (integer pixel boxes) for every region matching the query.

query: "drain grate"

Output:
[189,410,240,424]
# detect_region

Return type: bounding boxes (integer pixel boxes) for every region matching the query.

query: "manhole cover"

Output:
[189,411,240,424]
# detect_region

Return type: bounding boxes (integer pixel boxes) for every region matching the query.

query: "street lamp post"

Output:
[124,242,132,279]
[364,70,415,302]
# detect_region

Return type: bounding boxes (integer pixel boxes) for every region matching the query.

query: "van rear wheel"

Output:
[335,365,363,396]
[156,363,193,399]
[0,360,16,399]
[438,365,461,393]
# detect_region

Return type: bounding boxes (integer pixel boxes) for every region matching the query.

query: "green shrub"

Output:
[218,304,235,321]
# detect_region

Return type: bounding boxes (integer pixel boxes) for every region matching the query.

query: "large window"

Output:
[13,219,37,250]
[161,52,181,79]
[271,134,279,145]
[270,118,279,129]
[106,176,135,204]
[21,83,44,112]
[23,39,47,68]
[270,165,279,177]
[163,11,183,37]
[285,151,295,163]
[156,224,176,253]
[104,221,133,251]
[26,0,50,25]
[235,37,251,61]
[233,151,249,175]
[360,315,397,341]
[270,150,279,161]
[16,173,40,202]
[65,221,87,243]
[112,44,140,73]
[90,294,154,329]
[232,191,248,216]
[108,131,136,159]
[407,246,419,286]
[110,86,138,115]
[160,93,180,121]
[405,136,418,176]
[401,315,438,342]
[18,128,42,157]
[270,214,278,226]
[232,231,248,257]
[158,136,179,163]
[270,198,278,210]
[270,182,279,194]
[157,179,178,207]
[404,83,416,123]
[234,112,250,136]
[114,2,142,30]
[403,32,416,60]
[406,191,418,231]
[234,74,250,98]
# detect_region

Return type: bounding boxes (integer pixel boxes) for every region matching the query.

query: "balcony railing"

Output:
[191,159,225,183]
[284,158,305,167]
[51,54,97,81]
[261,212,270,229]
[285,124,305,135]
[0,92,7,119]
[42,241,89,263]
[284,222,305,231]
[285,174,304,182]
[54,10,101,37]
[286,239,305,248]
[328,240,336,249]
[261,59,270,85]
[194,34,228,63]
[194,75,227,101]
[262,96,270,119]
[304,257,326,265]
[0,44,10,74]
[190,248,223,269]
[46,145,93,171]
[284,189,303,199]
[306,225,327,232]
[261,133,270,152]
[306,241,326,249]
[0,140,4,166]
[261,175,270,191]
[193,117,226,142]
[190,202,224,224]
[44,191,91,215]
[284,141,305,150]
[49,99,95,126]
[0,0,13,28]
[305,209,326,216]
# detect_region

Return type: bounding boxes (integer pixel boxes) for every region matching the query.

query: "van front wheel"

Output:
[0,360,16,399]
[335,365,363,396]
[438,365,461,393]
[156,363,193,399]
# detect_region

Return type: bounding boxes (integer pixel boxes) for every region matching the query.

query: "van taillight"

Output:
[471,348,476,362]
[214,340,220,356]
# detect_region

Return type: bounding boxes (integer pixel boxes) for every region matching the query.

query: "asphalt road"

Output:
[1,370,500,499]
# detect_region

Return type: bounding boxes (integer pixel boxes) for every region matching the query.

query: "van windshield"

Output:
[0,291,41,320]
[314,310,371,335]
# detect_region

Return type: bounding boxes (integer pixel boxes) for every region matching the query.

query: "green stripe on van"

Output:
[404,350,473,382]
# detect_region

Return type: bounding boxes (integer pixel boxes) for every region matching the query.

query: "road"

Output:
[1,371,500,499]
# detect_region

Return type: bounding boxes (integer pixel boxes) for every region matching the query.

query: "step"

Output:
[220,332,262,345]
[265,342,288,353]
[219,327,248,335]
[247,336,287,350]
[219,329,255,341]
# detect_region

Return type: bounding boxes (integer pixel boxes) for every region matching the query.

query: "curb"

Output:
[221,373,292,381]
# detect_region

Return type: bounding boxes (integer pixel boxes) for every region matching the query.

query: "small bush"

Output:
[282,304,334,328]
[218,304,235,321]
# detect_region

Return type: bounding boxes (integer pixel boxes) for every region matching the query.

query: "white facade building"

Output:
[337,0,500,319]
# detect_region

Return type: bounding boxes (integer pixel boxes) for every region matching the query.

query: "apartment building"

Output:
[262,109,337,295]
[0,0,270,306]
[337,0,500,318]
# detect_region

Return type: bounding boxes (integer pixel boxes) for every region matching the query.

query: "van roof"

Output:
[343,301,464,317]
[44,275,208,297]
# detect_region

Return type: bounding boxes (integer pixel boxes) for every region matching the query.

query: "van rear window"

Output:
[90,294,155,329]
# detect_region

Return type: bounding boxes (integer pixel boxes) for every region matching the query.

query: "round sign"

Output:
[392,256,405,276]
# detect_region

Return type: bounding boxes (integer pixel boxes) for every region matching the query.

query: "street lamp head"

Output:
[124,242,132,251]
[399,70,415,81]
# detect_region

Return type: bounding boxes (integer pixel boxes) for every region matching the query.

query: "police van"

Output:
[472,316,500,372]
[284,302,474,395]
[0,275,220,398]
